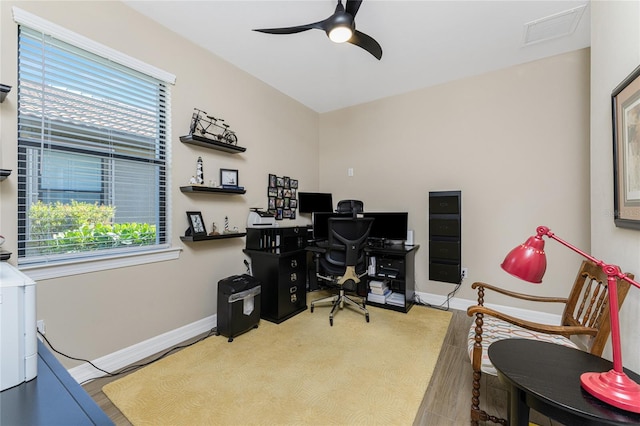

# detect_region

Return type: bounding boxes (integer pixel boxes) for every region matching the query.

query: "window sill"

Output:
[18,247,182,281]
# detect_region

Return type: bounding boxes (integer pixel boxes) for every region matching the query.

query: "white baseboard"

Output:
[414,291,562,325]
[69,314,216,384]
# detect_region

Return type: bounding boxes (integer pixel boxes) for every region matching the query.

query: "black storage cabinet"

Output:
[216,274,261,342]
[429,191,462,284]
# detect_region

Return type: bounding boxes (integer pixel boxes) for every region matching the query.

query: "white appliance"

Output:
[247,209,277,228]
[1,263,37,391]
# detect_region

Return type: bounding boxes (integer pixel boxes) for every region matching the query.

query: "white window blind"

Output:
[17,25,171,265]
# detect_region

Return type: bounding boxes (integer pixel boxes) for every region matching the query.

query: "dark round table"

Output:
[488,339,640,426]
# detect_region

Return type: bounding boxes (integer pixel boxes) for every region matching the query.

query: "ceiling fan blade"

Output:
[253,20,325,35]
[345,0,362,18]
[348,30,382,60]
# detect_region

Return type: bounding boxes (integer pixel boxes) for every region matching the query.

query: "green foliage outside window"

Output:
[28,201,156,254]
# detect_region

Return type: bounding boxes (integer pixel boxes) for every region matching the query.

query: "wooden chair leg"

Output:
[470,310,507,425]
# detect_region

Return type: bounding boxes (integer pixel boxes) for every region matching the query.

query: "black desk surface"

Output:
[0,340,113,426]
[307,240,419,254]
[488,339,640,425]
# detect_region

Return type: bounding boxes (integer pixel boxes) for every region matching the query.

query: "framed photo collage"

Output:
[268,174,298,220]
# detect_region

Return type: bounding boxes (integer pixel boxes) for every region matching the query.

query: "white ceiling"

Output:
[123,0,591,113]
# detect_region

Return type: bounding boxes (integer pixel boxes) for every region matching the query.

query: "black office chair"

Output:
[310,217,374,326]
[336,199,364,217]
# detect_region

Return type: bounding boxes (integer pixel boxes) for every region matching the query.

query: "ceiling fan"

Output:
[253,0,382,60]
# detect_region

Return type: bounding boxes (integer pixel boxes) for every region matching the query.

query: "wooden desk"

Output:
[488,339,640,426]
[0,340,113,425]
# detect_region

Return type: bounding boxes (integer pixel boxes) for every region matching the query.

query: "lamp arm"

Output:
[537,226,640,290]
[537,225,639,373]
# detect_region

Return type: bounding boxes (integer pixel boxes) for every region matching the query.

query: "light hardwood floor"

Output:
[83,308,561,425]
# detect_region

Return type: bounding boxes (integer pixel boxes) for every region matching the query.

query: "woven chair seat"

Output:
[467,315,579,376]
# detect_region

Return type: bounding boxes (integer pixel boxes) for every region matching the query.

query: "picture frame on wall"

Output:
[269,173,277,188]
[220,168,239,187]
[186,211,207,236]
[612,64,640,229]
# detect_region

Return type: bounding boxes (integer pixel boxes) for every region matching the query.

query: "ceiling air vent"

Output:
[523,4,587,46]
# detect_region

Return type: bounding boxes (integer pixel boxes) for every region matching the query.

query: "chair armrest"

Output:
[471,281,568,304]
[466,305,597,336]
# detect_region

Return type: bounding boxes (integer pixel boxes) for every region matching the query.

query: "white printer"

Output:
[1,263,37,391]
[247,209,277,228]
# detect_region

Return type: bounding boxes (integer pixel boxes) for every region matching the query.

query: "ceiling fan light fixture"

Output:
[328,25,353,43]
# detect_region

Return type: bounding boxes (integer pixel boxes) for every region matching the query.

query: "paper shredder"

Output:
[217,274,261,342]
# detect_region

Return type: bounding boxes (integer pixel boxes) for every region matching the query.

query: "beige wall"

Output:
[319,48,591,311]
[591,0,640,373]
[4,0,625,373]
[0,1,318,367]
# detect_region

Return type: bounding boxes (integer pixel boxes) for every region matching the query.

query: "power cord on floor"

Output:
[413,281,462,311]
[37,327,218,385]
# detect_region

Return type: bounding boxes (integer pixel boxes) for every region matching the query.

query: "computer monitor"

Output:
[363,212,409,242]
[298,192,334,213]
[312,212,351,240]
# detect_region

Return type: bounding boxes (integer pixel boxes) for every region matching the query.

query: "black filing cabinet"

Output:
[429,191,462,284]
[244,249,307,323]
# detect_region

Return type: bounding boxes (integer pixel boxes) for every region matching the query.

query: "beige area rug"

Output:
[103,293,452,425]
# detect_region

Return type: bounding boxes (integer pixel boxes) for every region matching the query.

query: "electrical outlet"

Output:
[461,268,468,279]
[37,320,45,335]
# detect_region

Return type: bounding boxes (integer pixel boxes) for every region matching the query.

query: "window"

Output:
[16,21,173,268]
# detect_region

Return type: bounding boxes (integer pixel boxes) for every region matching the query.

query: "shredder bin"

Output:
[217,274,261,342]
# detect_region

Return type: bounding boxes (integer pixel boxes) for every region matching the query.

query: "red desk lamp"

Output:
[501,226,640,413]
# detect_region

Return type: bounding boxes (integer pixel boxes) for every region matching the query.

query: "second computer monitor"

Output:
[363,212,409,243]
[298,192,334,213]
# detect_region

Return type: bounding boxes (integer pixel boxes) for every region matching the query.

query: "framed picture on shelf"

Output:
[186,211,207,236]
[220,168,239,187]
[612,64,640,229]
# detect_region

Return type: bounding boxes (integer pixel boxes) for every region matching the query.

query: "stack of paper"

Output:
[386,292,405,307]
[368,280,391,303]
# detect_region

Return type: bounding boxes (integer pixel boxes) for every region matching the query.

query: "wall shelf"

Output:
[180,185,246,195]
[0,169,11,181]
[180,233,246,242]
[180,134,246,154]
[0,84,11,103]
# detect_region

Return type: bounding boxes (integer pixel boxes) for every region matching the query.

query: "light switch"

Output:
[348,168,354,177]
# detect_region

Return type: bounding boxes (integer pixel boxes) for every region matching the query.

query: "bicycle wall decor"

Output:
[189,108,238,146]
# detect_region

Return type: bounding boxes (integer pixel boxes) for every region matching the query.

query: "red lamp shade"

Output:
[501,234,547,283]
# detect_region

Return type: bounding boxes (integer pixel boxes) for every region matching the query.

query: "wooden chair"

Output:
[466,260,633,425]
